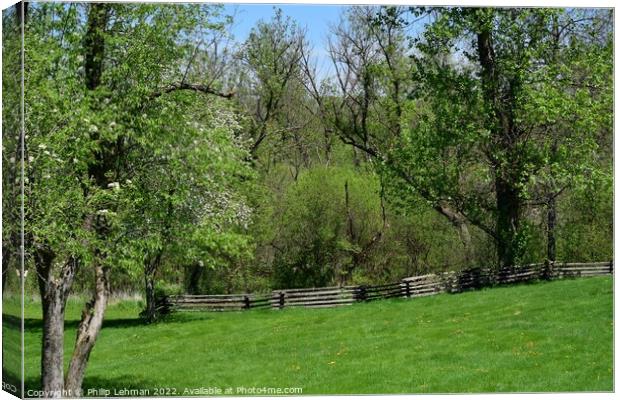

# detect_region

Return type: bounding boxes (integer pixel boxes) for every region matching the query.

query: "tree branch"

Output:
[149,83,235,101]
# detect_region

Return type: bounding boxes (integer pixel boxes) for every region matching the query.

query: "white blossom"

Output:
[38,144,47,150]
[107,182,121,191]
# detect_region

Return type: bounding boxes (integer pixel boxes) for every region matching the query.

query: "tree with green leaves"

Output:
[115,96,254,323]
[270,166,386,288]
[401,7,613,267]
[237,7,307,160]
[304,6,478,262]
[22,2,243,395]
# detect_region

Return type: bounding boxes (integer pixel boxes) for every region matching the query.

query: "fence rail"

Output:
[159,261,613,313]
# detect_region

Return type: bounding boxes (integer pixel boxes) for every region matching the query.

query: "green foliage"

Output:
[113,93,254,278]
[270,166,383,288]
[393,7,613,266]
[22,3,253,293]
[557,177,613,261]
[8,4,612,296]
[153,281,183,298]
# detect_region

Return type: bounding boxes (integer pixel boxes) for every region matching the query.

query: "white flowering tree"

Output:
[114,98,254,323]
[19,2,249,396]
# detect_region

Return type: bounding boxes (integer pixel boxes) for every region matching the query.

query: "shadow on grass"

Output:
[2,314,151,332]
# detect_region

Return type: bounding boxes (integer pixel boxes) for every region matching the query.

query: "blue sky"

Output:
[224,3,345,46]
[223,4,346,74]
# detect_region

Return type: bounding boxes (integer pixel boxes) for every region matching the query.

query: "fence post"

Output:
[356,285,367,302]
[278,292,285,309]
[543,260,553,281]
[550,260,555,280]
[610,260,614,274]
[243,295,250,310]
[405,281,411,298]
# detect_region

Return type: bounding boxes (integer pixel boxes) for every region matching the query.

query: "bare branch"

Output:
[149,82,235,100]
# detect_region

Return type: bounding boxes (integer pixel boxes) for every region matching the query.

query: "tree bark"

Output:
[40,289,66,397]
[142,253,162,323]
[36,249,78,397]
[547,193,557,262]
[546,20,560,264]
[2,246,10,292]
[495,177,521,267]
[144,268,156,322]
[63,5,112,396]
[36,249,64,397]
[83,4,107,91]
[64,262,109,396]
[476,14,522,268]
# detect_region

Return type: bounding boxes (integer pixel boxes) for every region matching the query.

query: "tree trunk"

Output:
[64,262,109,396]
[186,263,203,295]
[143,267,157,323]
[495,177,521,268]
[35,249,78,397]
[2,246,10,292]
[142,252,162,323]
[63,5,112,396]
[476,16,522,269]
[547,193,557,262]
[84,4,107,91]
[144,271,156,322]
[36,250,64,397]
[40,289,66,397]
[546,138,559,263]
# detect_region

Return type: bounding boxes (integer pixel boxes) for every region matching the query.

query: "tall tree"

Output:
[117,97,254,323]
[237,7,307,159]
[304,7,475,262]
[23,3,238,395]
[399,7,612,267]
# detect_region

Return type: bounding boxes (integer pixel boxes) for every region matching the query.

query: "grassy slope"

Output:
[4,276,613,394]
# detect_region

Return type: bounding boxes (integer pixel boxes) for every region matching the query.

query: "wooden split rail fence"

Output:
[158,261,613,313]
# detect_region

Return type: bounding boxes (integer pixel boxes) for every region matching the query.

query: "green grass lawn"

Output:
[3,276,613,395]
